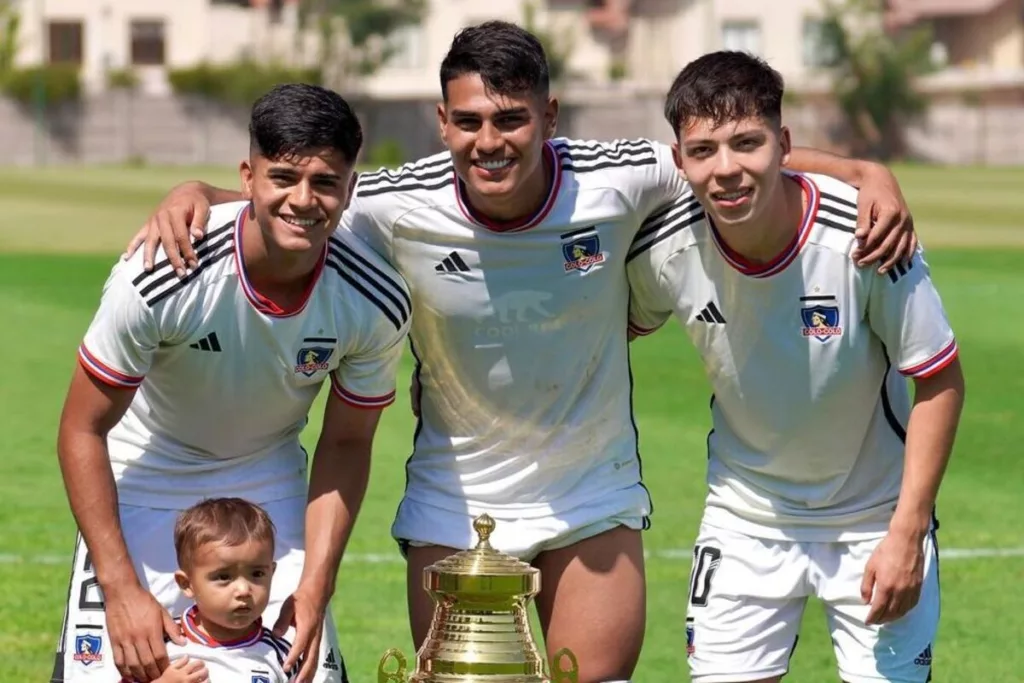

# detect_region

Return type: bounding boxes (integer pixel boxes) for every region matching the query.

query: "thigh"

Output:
[822,533,939,683]
[532,525,646,683]
[54,507,182,683]
[261,496,349,683]
[686,524,810,683]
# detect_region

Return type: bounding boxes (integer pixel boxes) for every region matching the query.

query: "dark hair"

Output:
[664,51,785,136]
[174,497,276,571]
[439,21,549,100]
[249,83,363,164]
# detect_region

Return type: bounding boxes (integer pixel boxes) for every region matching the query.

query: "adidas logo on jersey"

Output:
[914,645,932,666]
[695,302,726,324]
[323,648,340,671]
[189,332,222,352]
[435,251,470,274]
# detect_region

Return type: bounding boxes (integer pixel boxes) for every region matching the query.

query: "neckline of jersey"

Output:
[182,604,263,649]
[708,172,820,279]
[454,140,562,233]
[233,204,327,317]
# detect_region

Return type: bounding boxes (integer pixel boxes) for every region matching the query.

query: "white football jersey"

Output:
[79,202,411,509]
[343,138,687,519]
[162,606,298,682]
[627,172,959,541]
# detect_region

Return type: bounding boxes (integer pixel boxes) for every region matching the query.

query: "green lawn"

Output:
[0,164,1022,682]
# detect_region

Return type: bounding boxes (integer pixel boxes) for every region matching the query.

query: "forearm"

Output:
[298,439,373,602]
[890,365,966,538]
[57,429,138,590]
[786,147,875,188]
[177,180,244,205]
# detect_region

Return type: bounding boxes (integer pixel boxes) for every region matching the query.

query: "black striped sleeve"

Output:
[627,195,704,263]
[130,220,237,308]
[355,157,454,198]
[817,191,858,234]
[557,138,658,174]
[258,630,296,679]
[327,240,411,331]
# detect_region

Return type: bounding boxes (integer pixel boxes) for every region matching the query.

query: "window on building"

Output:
[802,17,837,68]
[388,24,425,70]
[721,20,761,56]
[269,0,284,24]
[130,20,166,66]
[47,20,83,65]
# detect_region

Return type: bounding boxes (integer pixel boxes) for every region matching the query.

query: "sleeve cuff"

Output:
[330,375,396,409]
[628,319,662,337]
[899,340,958,379]
[78,344,144,388]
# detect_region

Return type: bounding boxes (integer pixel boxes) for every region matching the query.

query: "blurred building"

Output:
[359,0,1024,96]
[12,0,304,94]
[9,0,1024,96]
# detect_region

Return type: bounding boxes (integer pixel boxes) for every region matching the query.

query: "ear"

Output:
[240,159,254,200]
[269,561,278,578]
[779,125,792,167]
[544,96,559,139]
[174,570,194,598]
[436,101,449,147]
[671,141,683,171]
[671,140,689,182]
[343,172,358,211]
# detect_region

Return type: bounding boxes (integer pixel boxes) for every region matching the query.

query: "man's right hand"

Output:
[124,182,214,277]
[104,583,185,683]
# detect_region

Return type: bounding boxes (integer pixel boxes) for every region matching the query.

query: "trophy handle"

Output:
[377,648,408,683]
[550,647,579,683]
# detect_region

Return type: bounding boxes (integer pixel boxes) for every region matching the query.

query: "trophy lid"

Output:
[425,514,538,578]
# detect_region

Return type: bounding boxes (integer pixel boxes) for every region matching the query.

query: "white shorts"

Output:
[51,496,346,683]
[391,484,651,562]
[685,522,939,683]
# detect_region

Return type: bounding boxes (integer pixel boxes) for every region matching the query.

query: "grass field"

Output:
[1,164,1023,682]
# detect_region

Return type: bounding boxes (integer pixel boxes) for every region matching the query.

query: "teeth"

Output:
[283,216,319,227]
[716,190,749,200]
[478,159,511,170]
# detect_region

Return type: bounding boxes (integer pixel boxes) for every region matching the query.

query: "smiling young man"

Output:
[53,84,410,683]
[121,23,920,683]
[627,52,965,683]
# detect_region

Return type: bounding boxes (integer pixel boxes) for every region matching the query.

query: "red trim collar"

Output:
[181,605,263,649]
[710,173,820,279]
[233,204,327,317]
[455,141,562,233]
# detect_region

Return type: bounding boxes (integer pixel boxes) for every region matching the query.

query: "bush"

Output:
[1,64,80,105]
[168,61,322,106]
[365,138,406,169]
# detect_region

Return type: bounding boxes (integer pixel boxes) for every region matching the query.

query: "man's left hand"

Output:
[273,589,327,683]
[851,163,919,273]
[860,530,925,625]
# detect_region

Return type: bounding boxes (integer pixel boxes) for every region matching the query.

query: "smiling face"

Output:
[438,72,558,219]
[674,115,791,231]
[240,147,355,256]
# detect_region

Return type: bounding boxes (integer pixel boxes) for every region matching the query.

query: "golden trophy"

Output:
[378,514,579,683]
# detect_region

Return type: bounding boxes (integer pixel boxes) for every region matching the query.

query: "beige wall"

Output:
[934,1,1024,70]
[12,0,301,94]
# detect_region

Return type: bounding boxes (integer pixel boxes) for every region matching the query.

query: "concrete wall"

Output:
[1,88,1023,167]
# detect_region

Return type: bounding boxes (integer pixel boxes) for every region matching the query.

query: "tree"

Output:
[298,0,425,87]
[0,1,20,78]
[815,0,936,160]
[521,1,575,86]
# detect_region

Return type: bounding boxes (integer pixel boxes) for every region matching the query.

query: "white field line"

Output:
[2,547,1023,567]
